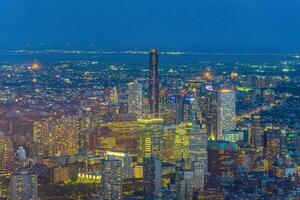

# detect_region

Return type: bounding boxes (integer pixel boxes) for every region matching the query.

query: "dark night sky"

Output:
[0,0,300,52]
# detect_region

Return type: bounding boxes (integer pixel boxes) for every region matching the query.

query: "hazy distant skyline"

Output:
[1,0,300,52]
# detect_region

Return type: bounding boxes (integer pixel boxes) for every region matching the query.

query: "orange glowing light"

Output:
[220,89,232,93]
[202,70,213,80]
[230,72,238,78]
[31,63,41,70]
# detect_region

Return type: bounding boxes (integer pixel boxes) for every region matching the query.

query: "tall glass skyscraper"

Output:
[217,88,236,140]
[0,133,13,175]
[149,49,159,117]
[189,126,208,191]
[137,117,164,163]
[100,158,123,200]
[127,80,143,117]
[10,171,38,200]
[143,156,162,199]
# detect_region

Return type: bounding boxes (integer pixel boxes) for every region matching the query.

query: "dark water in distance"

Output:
[0,52,294,66]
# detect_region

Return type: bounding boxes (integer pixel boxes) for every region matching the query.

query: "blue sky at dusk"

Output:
[0,0,300,52]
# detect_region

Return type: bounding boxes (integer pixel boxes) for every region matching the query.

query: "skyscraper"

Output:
[106,151,134,178]
[10,171,38,200]
[128,80,143,117]
[176,91,192,124]
[176,169,194,200]
[109,86,119,105]
[189,126,208,191]
[0,133,13,175]
[217,88,236,140]
[143,156,162,198]
[250,115,264,152]
[174,122,193,161]
[100,158,123,200]
[265,132,280,165]
[137,117,164,163]
[149,49,159,117]
[207,140,238,176]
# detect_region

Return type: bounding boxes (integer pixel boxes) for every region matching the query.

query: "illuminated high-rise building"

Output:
[109,86,119,105]
[200,85,218,138]
[106,151,134,178]
[33,115,82,159]
[217,88,236,140]
[176,169,194,200]
[32,118,53,160]
[111,113,138,153]
[100,158,123,200]
[174,122,193,161]
[189,126,208,162]
[143,156,162,199]
[127,80,143,117]
[0,133,13,175]
[137,117,163,163]
[162,127,176,163]
[77,111,97,153]
[250,115,264,152]
[15,146,27,170]
[265,132,280,165]
[149,49,159,117]
[176,92,192,124]
[189,126,207,191]
[207,140,238,177]
[10,171,38,200]
[52,116,78,157]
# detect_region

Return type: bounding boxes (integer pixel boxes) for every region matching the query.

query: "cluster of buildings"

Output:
[0,49,299,199]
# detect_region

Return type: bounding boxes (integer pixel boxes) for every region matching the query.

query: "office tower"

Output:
[77,110,99,152]
[176,92,192,124]
[149,49,159,117]
[160,89,171,112]
[176,169,194,200]
[202,86,218,138]
[106,151,134,178]
[33,115,81,159]
[137,117,164,163]
[16,146,27,169]
[189,126,208,162]
[190,92,201,125]
[112,113,138,153]
[217,88,236,140]
[143,157,162,198]
[189,126,207,191]
[174,122,193,161]
[250,115,264,152]
[77,113,90,153]
[265,132,280,165]
[10,171,38,200]
[53,166,70,183]
[109,86,119,105]
[207,141,238,177]
[32,118,53,159]
[192,161,205,192]
[162,127,176,163]
[127,80,143,117]
[160,90,177,125]
[0,133,13,175]
[60,116,77,156]
[100,158,123,200]
[52,116,78,157]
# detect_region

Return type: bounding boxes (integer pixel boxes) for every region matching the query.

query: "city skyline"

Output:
[0,1,300,199]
